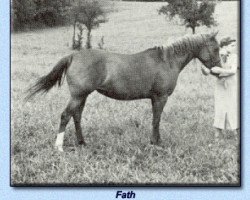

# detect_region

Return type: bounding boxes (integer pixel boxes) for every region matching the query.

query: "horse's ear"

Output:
[211,31,219,39]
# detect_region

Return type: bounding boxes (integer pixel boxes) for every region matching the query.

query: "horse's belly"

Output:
[97,79,153,100]
[97,89,150,100]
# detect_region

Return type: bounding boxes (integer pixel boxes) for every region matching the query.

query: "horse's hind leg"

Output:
[150,95,168,145]
[55,96,88,152]
[72,96,88,145]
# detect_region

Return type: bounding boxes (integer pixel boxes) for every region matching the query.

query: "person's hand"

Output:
[211,67,222,74]
[219,73,225,77]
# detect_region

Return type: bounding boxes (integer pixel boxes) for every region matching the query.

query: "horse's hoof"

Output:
[150,139,161,145]
[150,141,159,145]
[55,145,64,152]
[78,140,86,146]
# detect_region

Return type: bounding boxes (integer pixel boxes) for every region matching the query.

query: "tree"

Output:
[33,0,71,27]
[159,0,217,34]
[12,0,71,31]
[72,0,108,49]
[12,0,36,31]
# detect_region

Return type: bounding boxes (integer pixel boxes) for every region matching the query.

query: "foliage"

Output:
[123,0,238,1]
[12,0,36,30]
[12,0,71,31]
[72,0,108,49]
[72,23,85,50]
[98,36,105,50]
[159,0,217,34]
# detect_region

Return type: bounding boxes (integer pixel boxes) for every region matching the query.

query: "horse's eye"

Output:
[214,48,219,52]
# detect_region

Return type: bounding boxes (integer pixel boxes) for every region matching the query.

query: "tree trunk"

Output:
[72,19,76,48]
[86,29,92,49]
[192,26,196,34]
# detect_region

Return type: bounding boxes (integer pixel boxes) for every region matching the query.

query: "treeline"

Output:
[12,0,238,32]
[122,0,239,1]
[122,0,167,1]
[12,0,76,31]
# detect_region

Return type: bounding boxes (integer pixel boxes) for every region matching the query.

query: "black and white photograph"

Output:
[11,0,240,186]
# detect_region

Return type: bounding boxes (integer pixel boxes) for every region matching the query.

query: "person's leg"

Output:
[232,129,238,136]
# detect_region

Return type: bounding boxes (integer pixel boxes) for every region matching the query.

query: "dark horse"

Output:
[26,33,221,152]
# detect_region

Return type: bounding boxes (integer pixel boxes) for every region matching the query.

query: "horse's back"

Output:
[66,48,173,100]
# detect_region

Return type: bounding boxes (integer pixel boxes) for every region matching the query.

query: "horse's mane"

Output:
[145,34,212,58]
[165,34,210,56]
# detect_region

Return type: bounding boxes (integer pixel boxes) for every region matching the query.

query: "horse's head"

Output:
[196,32,222,69]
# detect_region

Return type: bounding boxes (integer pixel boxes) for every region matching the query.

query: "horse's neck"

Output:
[176,52,195,71]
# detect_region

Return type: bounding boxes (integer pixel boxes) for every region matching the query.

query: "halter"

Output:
[201,35,221,68]
[204,43,221,67]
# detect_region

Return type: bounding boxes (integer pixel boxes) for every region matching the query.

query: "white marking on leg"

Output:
[55,132,65,152]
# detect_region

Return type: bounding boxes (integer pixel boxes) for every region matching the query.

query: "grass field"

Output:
[11,1,240,185]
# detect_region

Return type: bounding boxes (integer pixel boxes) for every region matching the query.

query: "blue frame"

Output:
[1,0,249,199]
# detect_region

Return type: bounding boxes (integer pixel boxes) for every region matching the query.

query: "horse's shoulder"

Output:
[142,46,165,63]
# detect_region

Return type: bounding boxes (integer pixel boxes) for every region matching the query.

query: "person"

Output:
[201,42,240,139]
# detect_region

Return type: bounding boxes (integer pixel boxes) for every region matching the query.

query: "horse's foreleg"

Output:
[55,97,86,152]
[150,95,168,145]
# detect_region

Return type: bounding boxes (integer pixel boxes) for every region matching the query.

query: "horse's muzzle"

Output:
[216,61,222,68]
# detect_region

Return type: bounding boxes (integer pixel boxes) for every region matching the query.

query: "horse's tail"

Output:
[25,54,73,101]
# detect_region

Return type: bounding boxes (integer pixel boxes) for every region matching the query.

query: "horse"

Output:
[26,32,222,152]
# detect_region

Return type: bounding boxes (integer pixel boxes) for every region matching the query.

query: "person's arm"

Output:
[211,67,236,77]
[218,68,237,77]
[212,54,238,77]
